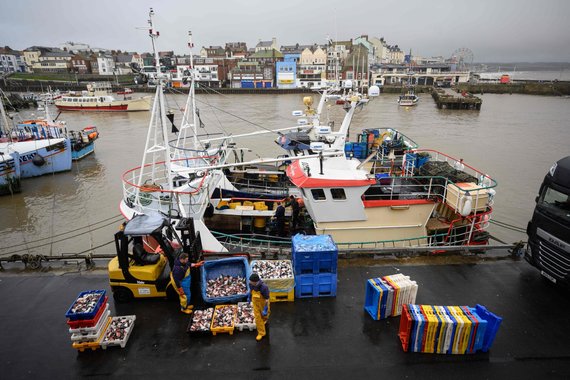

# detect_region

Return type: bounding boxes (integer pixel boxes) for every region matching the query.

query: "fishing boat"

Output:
[55,82,151,112]
[16,105,99,161]
[0,97,72,179]
[398,89,419,107]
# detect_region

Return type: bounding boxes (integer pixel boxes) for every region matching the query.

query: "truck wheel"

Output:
[113,287,133,303]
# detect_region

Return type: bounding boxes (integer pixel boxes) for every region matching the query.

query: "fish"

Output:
[251,260,293,280]
[190,308,214,332]
[70,292,102,314]
[212,305,237,328]
[206,275,247,298]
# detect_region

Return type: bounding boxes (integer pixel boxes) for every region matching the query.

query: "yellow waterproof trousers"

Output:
[170,269,191,310]
[252,289,270,336]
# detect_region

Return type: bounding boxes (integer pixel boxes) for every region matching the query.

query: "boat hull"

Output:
[72,142,95,160]
[0,152,22,195]
[0,139,73,178]
[55,97,151,112]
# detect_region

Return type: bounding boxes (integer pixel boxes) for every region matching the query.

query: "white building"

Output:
[97,55,116,75]
[60,42,91,53]
[0,48,24,73]
[255,38,278,53]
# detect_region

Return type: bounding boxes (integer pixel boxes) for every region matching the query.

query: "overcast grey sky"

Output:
[1,0,569,62]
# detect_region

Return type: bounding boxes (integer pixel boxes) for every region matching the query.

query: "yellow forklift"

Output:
[108,212,202,303]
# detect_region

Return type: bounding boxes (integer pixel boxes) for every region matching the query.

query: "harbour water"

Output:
[0,92,568,257]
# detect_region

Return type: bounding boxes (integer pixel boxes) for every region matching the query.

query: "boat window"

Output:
[331,188,347,200]
[311,189,326,201]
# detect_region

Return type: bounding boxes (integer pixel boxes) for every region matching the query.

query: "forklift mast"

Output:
[176,217,204,263]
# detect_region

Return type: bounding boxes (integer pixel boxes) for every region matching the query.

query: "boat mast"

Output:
[134,8,174,205]
[175,31,200,157]
[0,90,12,136]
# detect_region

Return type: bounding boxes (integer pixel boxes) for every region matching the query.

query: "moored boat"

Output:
[55,82,151,112]
[398,90,419,106]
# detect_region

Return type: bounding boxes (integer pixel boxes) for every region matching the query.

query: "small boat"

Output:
[55,82,151,112]
[69,126,99,160]
[116,88,134,95]
[398,90,419,107]
[0,139,72,178]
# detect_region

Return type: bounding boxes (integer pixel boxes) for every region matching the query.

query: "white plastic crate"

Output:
[235,302,256,332]
[70,313,111,342]
[100,315,136,349]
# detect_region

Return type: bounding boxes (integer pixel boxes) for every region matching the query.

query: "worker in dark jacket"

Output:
[249,273,270,341]
[287,195,301,232]
[273,201,286,237]
[170,252,192,314]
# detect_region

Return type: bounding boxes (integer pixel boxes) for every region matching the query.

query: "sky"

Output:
[1,0,569,62]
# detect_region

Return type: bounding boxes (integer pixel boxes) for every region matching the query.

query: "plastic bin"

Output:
[101,315,137,349]
[398,304,413,352]
[250,260,295,291]
[210,305,237,336]
[294,273,337,298]
[270,288,294,303]
[475,304,502,353]
[68,303,110,334]
[235,302,256,331]
[292,234,338,275]
[66,297,109,329]
[65,290,106,321]
[201,257,251,304]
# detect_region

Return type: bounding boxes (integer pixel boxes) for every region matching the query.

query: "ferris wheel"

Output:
[451,48,474,71]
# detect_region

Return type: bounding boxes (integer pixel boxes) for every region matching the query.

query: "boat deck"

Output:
[2,256,569,379]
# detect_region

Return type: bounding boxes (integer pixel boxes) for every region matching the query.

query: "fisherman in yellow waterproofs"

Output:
[248,273,270,341]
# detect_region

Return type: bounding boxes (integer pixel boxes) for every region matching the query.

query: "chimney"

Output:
[272,37,276,46]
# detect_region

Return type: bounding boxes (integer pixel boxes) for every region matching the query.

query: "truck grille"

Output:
[537,238,570,279]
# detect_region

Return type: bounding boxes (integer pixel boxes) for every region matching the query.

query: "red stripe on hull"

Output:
[362,199,435,208]
[56,104,128,111]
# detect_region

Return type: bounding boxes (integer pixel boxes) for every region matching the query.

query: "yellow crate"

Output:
[229,202,241,209]
[270,288,294,303]
[72,317,111,352]
[210,305,236,336]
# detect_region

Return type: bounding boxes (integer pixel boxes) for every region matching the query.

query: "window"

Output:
[311,189,326,201]
[331,188,347,200]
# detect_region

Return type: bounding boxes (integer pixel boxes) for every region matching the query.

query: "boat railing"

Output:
[362,175,448,204]
[227,176,289,196]
[410,149,498,191]
[122,157,217,216]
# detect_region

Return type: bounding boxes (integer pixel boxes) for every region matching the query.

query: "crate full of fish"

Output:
[211,305,237,335]
[70,309,111,342]
[187,308,214,334]
[65,290,107,321]
[201,257,250,304]
[291,234,338,274]
[66,296,109,329]
[250,260,295,291]
[101,315,137,349]
[235,302,256,332]
[71,317,111,352]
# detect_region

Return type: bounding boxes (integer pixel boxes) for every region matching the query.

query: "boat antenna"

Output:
[134,8,174,206]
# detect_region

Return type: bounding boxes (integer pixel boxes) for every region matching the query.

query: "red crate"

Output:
[398,304,413,352]
[66,297,108,329]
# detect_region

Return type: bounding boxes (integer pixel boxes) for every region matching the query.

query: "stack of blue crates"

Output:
[292,234,338,298]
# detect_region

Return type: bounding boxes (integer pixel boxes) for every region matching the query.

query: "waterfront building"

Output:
[354,35,377,65]
[22,46,72,73]
[59,41,91,53]
[370,63,470,86]
[276,60,296,89]
[70,54,92,74]
[0,47,25,73]
[342,44,369,88]
[97,54,116,75]
[298,46,327,88]
[387,45,405,64]
[326,40,352,83]
[114,53,134,75]
[255,38,278,53]
[200,46,226,59]
[225,42,248,59]
[229,61,270,88]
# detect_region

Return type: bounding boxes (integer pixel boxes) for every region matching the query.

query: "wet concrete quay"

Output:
[1,259,569,379]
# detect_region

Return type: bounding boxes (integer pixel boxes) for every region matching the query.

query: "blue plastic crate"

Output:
[65,290,106,321]
[200,257,251,304]
[475,304,502,353]
[364,278,393,320]
[292,234,338,275]
[294,273,337,298]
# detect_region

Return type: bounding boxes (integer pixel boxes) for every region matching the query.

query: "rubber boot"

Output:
[256,334,264,341]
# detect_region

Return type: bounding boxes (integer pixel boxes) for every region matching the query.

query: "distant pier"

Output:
[432,88,482,110]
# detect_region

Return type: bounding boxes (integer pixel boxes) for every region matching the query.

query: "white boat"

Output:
[398,90,419,106]
[55,82,151,112]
